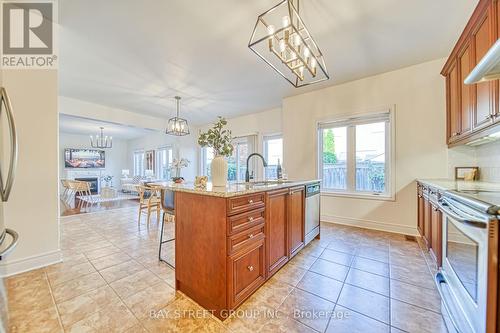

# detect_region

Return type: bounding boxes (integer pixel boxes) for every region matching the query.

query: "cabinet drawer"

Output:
[228,208,265,235]
[227,193,265,216]
[228,239,265,308]
[228,224,265,255]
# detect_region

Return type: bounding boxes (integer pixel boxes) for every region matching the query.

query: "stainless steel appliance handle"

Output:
[438,198,487,229]
[0,87,18,202]
[435,272,463,333]
[0,228,19,259]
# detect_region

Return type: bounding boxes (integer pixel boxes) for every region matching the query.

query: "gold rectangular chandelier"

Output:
[248,0,329,87]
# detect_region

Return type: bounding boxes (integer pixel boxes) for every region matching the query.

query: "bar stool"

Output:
[159,188,175,269]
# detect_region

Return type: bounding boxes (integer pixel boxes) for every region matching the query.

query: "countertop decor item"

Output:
[198,117,234,187]
[248,0,329,87]
[166,96,190,136]
[455,167,479,181]
[170,157,190,182]
[172,177,184,184]
[90,127,112,148]
[195,176,208,189]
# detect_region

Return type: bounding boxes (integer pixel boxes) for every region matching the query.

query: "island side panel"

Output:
[174,191,228,314]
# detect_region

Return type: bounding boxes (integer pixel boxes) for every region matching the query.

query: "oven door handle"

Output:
[438,199,487,229]
[436,272,467,333]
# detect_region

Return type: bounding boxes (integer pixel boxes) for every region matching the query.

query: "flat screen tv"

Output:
[64,148,105,168]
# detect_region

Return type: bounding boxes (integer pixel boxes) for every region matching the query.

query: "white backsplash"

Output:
[448,140,500,182]
[475,140,500,182]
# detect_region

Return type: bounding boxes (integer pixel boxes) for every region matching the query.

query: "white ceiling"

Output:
[60,0,479,125]
[59,114,154,140]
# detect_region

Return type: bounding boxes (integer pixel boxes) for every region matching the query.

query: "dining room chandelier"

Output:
[90,127,112,148]
[166,96,190,136]
[248,0,329,88]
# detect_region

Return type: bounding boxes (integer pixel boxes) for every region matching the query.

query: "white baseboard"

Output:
[0,249,62,278]
[321,214,418,236]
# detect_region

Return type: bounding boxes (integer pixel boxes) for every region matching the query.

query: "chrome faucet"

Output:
[245,153,268,182]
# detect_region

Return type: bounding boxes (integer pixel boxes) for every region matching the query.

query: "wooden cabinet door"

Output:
[472,11,494,129]
[458,43,473,136]
[265,189,289,277]
[430,204,443,267]
[423,197,432,250]
[417,188,425,236]
[497,0,500,39]
[288,186,305,258]
[447,61,461,142]
[227,239,266,308]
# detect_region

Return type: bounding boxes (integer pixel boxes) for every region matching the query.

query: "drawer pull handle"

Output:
[248,233,254,239]
[248,216,254,222]
[248,199,254,204]
[247,265,254,271]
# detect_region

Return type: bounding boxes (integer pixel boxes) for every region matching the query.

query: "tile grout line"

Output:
[85,240,153,333]
[321,240,356,333]
[43,268,66,333]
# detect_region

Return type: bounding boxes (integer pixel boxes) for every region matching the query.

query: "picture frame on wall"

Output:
[455,166,479,181]
[145,150,155,172]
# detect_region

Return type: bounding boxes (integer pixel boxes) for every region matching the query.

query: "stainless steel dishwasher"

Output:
[305,182,320,245]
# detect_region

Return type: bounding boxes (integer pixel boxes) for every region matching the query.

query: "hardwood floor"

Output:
[60,197,139,216]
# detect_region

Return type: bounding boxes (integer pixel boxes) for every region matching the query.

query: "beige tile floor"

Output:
[5,206,448,333]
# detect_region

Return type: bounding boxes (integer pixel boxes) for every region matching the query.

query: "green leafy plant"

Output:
[322,129,337,164]
[198,117,234,157]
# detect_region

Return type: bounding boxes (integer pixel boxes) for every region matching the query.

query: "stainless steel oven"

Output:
[437,191,498,333]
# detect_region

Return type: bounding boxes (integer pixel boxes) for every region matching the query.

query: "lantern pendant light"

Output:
[166,96,190,136]
[90,127,112,148]
[248,0,329,87]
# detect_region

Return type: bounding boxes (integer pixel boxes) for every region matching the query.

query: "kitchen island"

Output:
[152,180,320,319]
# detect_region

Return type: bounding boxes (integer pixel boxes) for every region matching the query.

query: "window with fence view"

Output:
[264,135,283,179]
[319,112,390,196]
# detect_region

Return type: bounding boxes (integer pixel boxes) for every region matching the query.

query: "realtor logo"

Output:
[1,1,57,68]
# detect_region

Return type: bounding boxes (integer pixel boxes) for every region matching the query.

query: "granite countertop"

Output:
[150,179,321,198]
[417,178,500,192]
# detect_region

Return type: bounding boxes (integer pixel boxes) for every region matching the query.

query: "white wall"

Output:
[283,58,449,235]
[59,133,128,188]
[0,70,60,276]
[126,131,199,181]
[474,141,500,181]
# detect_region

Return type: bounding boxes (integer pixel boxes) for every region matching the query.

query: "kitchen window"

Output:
[318,111,393,198]
[201,135,257,182]
[133,150,145,177]
[156,147,173,180]
[263,134,283,179]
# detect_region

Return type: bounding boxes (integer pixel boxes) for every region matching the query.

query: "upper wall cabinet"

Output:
[442,0,500,146]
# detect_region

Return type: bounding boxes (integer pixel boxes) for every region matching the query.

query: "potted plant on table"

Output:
[101,175,114,188]
[170,158,190,183]
[198,117,234,187]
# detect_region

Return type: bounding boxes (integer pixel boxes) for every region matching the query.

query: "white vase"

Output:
[211,155,228,187]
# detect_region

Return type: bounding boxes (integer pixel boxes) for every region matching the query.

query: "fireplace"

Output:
[74,177,98,194]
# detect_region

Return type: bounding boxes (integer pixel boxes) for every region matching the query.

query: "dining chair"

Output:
[60,179,71,200]
[73,181,94,203]
[136,185,161,226]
